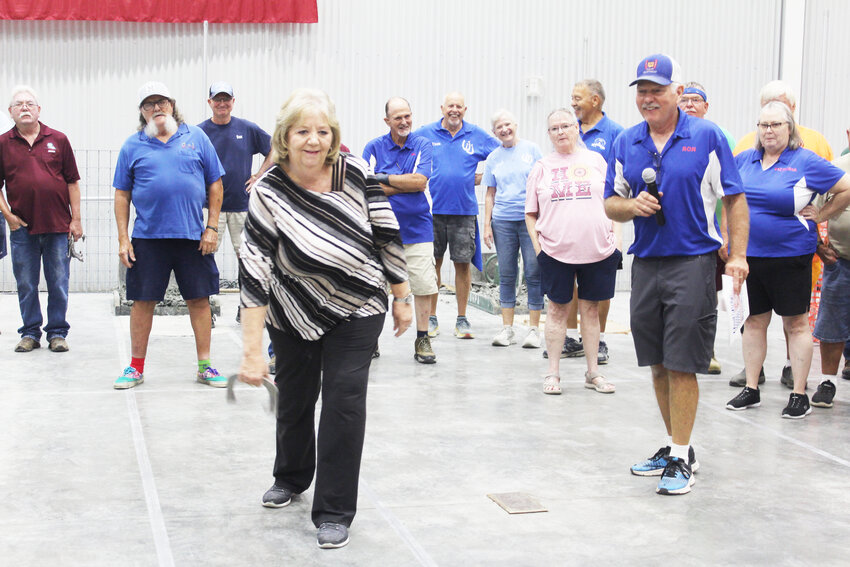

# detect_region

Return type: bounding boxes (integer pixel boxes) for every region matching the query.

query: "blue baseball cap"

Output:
[629,54,682,86]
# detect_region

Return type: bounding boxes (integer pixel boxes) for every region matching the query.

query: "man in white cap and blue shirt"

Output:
[113,81,225,389]
[198,81,273,323]
[604,54,749,495]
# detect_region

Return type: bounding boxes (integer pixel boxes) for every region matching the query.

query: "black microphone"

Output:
[641,168,666,226]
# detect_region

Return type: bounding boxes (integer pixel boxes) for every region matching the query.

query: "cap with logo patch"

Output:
[629,54,682,86]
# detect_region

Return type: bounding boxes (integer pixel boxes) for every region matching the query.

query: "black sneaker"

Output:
[780,366,794,389]
[262,484,293,508]
[811,380,836,408]
[729,366,765,387]
[317,522,349,549]
[842,364,850,381]
[726,387,761,410]
[781,393,812,419]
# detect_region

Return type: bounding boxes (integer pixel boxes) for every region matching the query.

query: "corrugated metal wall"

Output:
[0,0,786,292]
[800,0,850,154]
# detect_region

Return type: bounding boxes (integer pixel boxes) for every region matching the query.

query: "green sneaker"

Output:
[115,366,144,389]
[197,366,227,388]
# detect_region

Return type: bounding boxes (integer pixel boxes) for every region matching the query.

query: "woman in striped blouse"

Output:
[237,89,412,549]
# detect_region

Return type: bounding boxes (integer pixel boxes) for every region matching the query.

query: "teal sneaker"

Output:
[197,366,227,388]
[115,366,144,389]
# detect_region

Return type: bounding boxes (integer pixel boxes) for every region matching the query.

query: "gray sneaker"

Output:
[780,366,794,389]
[597,340,609,364]
[728,366,765,387]
[454,317,474,339]
[262,484,293,508]
[317,522,349,549]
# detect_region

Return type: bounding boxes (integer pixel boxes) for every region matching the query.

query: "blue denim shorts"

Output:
[126,238,219,301]
[813,258,850,343]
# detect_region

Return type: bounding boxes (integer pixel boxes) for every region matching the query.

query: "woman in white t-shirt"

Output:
[525,108,621,395]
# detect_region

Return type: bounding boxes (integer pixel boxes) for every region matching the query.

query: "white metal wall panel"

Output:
[800,0,850,154]
[0,0,782,292]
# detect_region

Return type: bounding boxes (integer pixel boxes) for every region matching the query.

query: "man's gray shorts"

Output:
[630,253,717,374]
[433,214,475,263]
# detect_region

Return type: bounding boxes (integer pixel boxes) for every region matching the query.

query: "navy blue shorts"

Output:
[125,238,219,301]
[538,249,621,304]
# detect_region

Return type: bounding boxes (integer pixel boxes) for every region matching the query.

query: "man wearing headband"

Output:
[678,81,737,376]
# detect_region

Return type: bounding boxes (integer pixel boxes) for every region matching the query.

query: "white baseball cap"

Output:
[138,81,172,106]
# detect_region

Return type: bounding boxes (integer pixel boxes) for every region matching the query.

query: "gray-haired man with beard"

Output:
[112,81,225,390]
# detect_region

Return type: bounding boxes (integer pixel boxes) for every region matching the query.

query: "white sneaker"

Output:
[492,326,516,346]
[522,327,542,349]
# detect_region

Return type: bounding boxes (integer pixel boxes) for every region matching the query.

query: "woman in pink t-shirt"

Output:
[525,108,621,395]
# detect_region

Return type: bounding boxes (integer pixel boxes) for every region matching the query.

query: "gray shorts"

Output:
[630,253,717,374]
[433,214,475,263]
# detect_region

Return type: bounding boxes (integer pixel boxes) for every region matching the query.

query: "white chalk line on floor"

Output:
[702,402,850,469]
[360,478,439,567]
[113,317,175,567]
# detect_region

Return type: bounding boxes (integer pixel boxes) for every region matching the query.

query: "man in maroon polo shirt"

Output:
[0,85,82,353]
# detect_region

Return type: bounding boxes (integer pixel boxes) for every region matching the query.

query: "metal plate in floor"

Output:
[487,492,547,514]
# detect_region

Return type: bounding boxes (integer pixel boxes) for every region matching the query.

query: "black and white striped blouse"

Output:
[239,153,407,340]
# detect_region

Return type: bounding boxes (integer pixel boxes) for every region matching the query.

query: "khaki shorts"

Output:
[404,241,438,296]
[203,210,248,255]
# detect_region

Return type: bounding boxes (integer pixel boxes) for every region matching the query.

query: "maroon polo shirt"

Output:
[0,122,80,234]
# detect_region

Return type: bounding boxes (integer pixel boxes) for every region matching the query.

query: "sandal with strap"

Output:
[585,370,615,394]
[543,374,562,395]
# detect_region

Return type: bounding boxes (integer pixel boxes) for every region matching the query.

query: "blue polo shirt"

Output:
[198,116,271,212]
[362,133,433,244]
[736,147,844,257]
[604,110,744,258]
[579,113,624,163]
[414,119,499,215]
[481,139,542,221]
[114,123,225,240]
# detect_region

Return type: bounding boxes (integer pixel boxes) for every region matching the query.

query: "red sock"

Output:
[130,357,145,374]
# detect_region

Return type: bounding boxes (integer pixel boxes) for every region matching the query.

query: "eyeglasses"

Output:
[140,98,172,111]
[757,121,786,131]
[11,100,37,109]
[211,95,233,103]
[548,123,576,133]
[679,96,705,105]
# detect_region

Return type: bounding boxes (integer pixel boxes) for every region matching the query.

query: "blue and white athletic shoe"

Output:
[630,446,699,477]
[656,457,695,495]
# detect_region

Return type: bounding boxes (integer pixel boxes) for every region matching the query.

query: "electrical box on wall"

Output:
[525,76,544,98]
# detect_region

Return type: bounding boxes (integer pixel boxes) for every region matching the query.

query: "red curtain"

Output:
[0,0,318,23]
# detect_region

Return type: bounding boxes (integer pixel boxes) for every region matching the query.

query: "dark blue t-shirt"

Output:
[198,117,271,212]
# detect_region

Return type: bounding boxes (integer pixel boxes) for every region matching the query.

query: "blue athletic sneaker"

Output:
[630,446,699,477]
[656,457,695,495]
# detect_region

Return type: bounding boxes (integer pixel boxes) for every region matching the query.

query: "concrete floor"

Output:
[1,290,849,566]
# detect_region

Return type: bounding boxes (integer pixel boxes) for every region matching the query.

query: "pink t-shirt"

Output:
[525,148,615,264]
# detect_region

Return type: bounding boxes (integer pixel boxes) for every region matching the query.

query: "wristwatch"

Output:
[393,293,414,304]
